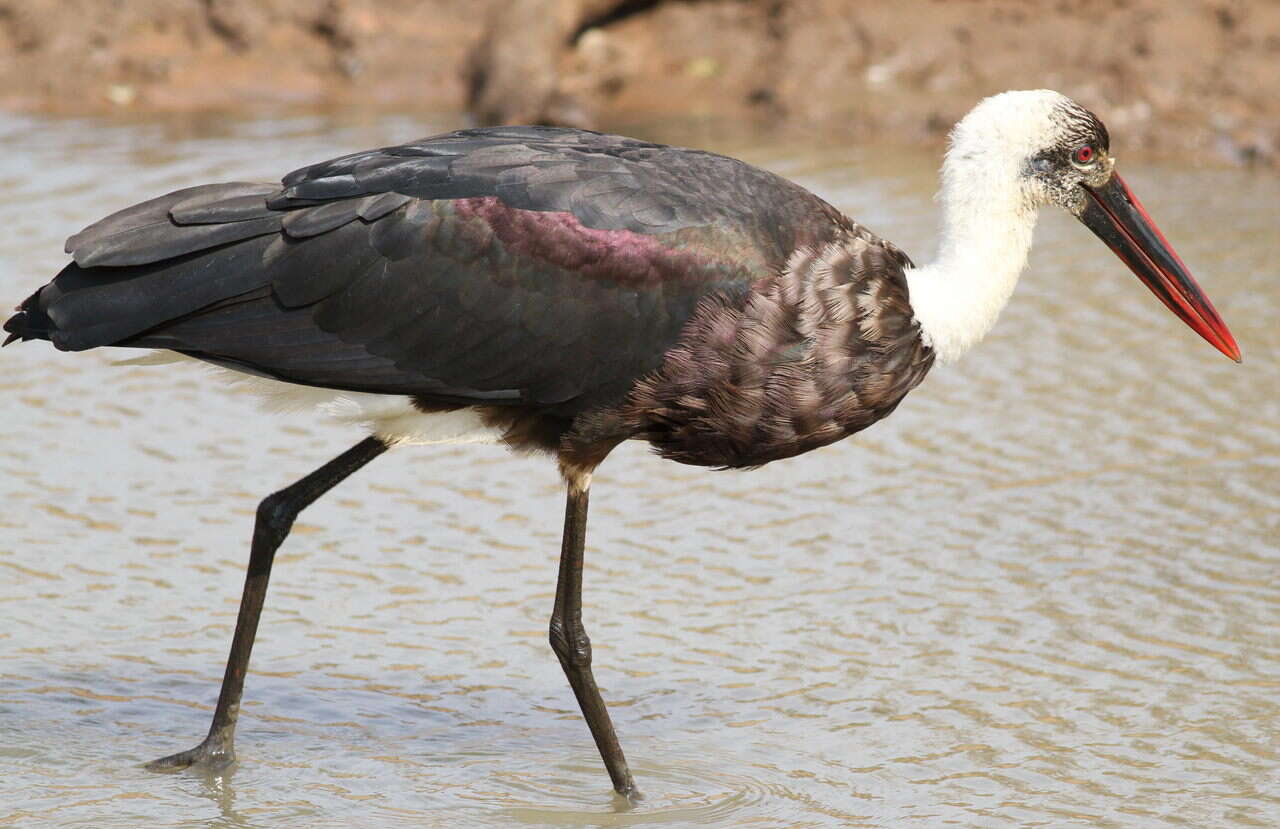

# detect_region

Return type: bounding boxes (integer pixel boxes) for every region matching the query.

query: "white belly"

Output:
[261,384,505,446]
[318,392,505,446]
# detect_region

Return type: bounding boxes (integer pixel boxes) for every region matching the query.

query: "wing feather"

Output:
[15,126,878,417]
[280,200,365,239]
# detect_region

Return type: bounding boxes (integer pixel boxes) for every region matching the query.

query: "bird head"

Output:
[944,89,1239,361]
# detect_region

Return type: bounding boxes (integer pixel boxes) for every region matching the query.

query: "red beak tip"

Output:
[1216,338,1242,363]
[1219,332,1242,363]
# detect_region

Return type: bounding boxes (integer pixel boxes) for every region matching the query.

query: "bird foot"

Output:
[614,782,643,805]
[144,737,235,772]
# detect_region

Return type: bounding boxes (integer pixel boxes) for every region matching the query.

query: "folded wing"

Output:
[10,127,861,416]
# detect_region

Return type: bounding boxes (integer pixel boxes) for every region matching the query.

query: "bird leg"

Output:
[548,472,637,797]
[146,436,389,771]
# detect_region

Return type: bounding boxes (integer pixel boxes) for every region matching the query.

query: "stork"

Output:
[3,90,1239,797]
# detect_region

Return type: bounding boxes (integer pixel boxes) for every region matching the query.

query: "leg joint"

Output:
[549,616,592,668]
[255,490,298,540]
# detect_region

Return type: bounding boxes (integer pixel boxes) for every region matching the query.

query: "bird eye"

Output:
[1073,144,1096,165]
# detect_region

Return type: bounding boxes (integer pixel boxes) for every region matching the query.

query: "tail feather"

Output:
[42,237,278,351]
[3,288,52,346]
[5,180,382,354]
[6,181,287,351]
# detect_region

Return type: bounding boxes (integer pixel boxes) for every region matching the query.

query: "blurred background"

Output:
[0,0,1276,164]
[1,3,1277,828]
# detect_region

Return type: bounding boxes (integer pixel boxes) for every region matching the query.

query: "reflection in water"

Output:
[191,769,245,827]
[0,111,1277,828]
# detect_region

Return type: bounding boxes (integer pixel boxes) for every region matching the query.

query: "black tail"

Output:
[1,180,446,396]
[2,288,53,346]
[3,181,283,352]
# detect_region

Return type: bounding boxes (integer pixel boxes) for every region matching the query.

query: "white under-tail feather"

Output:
[230,372,503,445]
[111,352,188,367]
[114,352,502,445]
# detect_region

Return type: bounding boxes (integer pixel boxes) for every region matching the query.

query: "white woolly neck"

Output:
[905,90,1066,363]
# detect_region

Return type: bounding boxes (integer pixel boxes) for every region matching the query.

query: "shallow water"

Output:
[0,111,1276,829]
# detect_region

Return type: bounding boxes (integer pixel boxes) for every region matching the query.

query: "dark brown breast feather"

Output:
[618,235,934,469]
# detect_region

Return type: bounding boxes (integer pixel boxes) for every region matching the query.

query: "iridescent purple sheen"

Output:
[453,196,740,287]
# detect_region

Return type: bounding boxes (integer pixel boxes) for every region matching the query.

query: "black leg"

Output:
[147,436,389,771]
[548,474,637,797]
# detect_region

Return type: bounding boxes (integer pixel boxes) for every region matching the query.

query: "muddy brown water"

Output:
[0,112,1276,828]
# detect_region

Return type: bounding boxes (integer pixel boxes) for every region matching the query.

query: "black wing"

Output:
[7,126,868,415]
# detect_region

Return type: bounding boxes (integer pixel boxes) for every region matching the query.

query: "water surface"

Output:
[0,112,1277,828]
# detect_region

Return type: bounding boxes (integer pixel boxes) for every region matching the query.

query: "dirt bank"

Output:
[1,0,1276,164]
[0,0,484,112]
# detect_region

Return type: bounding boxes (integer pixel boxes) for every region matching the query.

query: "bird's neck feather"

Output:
[905,153,1039,363]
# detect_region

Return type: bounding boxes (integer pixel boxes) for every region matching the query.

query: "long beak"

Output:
[1079,174,1241,362]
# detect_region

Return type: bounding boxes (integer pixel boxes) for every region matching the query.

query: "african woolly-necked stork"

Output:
[3,90,1239,797]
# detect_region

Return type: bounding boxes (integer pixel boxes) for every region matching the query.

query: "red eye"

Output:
[1074,144,1095,164]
